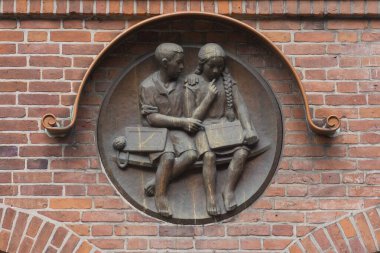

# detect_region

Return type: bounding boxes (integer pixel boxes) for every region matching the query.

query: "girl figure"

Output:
[184,43,258,216]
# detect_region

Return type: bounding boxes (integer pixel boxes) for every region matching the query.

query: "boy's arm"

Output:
[140,85,202,132]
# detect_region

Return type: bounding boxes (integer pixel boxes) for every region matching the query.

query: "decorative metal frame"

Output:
[41,12,341,137]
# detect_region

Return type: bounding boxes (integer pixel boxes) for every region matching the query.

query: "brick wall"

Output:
[0,1,380,252]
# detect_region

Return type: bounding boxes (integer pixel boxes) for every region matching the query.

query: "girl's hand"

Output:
[243,129,258,145]
[207,79,218,98]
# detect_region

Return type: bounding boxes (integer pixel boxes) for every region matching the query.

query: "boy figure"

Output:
[139,43,201,217]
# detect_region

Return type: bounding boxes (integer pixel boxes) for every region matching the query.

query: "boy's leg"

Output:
[155,152,174,217]
[145,150,197,196]
[203,151,220,216]
[223,148,249,212]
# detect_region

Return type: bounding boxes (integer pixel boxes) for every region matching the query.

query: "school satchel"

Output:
[123,127,167,152]
[205,120,256,150]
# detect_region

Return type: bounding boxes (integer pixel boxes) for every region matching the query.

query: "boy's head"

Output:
[155,43,184,80]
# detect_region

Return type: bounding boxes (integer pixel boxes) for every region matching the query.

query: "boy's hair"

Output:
[155,43,183,63]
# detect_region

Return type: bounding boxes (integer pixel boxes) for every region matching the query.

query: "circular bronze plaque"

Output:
[97,14,283,224]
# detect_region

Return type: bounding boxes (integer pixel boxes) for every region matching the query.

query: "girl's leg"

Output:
[223,148,249,211]
[203,151,220,216]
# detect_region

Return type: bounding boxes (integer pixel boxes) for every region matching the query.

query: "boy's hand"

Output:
[243,129,258,145]
[181,118,203,133]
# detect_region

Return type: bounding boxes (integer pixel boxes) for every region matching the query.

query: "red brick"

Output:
[0,95,15,105]
[127,238,147,250]
[76,241,92,253]
[82,211,125,222]
[65,185,86,196]
[63,20,83,29]
[360,107,380,118]
[87,185,116,196]
[366,208,380,230]
[2,208,16,229]
[29,56,71,67]
[263,239,291,250]
[0,69,40,79]
[195,239,238,250]
[50,198,92,209]
[7,212,28,252]
[51,31,91,42]
[0,20,16,28]
[0,185,17,195]
[21,185,62,196]
[326,94,366,105]
[354,213,377,252]
[51,159,89,170]
[338,32,358,43]
[349,146,380,158]
[28,31,48,42]
[27,159,48,170]
[54,172,96,183]
[321,173,340,184]
[42,0,54,13]
[240,238,261,250]
[320,199,363,210]
[309,185,346,197]
[31,222,55,253]
[326,223,350,252]
[51,227,69,248]
[300,237,319,253]
[39,211,80,222]
[295,32,334,42]
[0,230,10,252]
[20,146,61,157]
[42,69,63,79]
[85,20,125,30]
[339,217,357,238]
[18,236,33,253]
[19,43,59,54]
[313,229,332,250]
[4,198,48,209]
[0,31,23,42]
[14,172,51,183]
[94,31,121,42]
[272,224,293,236]
[26,217,43,237]
[0,108,25,118]
[275,199,318,210]
[327,19,368,29]
[94,198,128,209]
[307,211,347,224]
[88,239,124,249]
[92,225,113,236]
[67,224,90,236]
[227,225,270,236]
[0,44,16,54]
[342,172,364,183]
[20,20,60,29]
[61,235,80,253]
[350,186,380,197]
[295,56,337,68]
[0,56,26,67]
[29,108,70,119]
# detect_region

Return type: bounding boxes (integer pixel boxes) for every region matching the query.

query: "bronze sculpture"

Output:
[112,43,265,218]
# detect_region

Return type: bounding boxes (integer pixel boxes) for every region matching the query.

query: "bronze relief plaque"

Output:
[97,16,283,224]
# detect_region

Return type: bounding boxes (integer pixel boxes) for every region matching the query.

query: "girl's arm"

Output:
[190,79,217,120]
[233,85,258,144]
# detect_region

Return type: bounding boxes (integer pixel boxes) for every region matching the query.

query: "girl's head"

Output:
[196,43,226,81]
